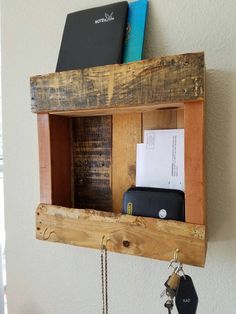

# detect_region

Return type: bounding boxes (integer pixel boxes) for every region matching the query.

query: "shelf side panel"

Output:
[36,204,206,267]
[31,52,204,114]
[37,114,52,204]
[184,101,205,224]
[50,115,72,207]
[37,114,72,206]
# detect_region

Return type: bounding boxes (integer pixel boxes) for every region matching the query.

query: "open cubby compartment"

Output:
[32,52,206,267]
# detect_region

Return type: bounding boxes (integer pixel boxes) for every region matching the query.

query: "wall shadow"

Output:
[206,69,236,242]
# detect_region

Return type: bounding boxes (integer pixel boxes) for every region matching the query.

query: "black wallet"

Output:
[122,187,185,221]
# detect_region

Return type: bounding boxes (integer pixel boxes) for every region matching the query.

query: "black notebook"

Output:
[56,2,128,71]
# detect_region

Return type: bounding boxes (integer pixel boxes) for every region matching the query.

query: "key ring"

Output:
[168,249,186,279]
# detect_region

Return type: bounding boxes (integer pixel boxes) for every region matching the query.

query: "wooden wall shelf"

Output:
[36,204,205,267]
[31,52,206,267]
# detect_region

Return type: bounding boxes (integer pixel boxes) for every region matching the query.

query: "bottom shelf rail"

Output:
[36,203,206,267]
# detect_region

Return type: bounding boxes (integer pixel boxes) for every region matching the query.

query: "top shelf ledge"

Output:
[30,52,205,116]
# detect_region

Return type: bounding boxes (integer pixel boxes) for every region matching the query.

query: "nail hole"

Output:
[123,240,130,248]
[37,227,40,231]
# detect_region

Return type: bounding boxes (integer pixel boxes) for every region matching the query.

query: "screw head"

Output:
[159,209,167,219]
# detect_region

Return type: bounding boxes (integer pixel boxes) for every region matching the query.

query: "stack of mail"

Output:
[136,129,184,191]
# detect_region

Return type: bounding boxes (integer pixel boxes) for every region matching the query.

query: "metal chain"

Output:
[101,244,108,314]
[101,245,105,314]
[105,246,108,314]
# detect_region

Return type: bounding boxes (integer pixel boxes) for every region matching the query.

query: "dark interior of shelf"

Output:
[72,116,112,211]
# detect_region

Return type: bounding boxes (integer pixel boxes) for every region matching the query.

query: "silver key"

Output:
[164,299,173,314]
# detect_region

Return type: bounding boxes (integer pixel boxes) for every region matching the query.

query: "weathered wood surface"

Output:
[37,114,52,203]
[184,101,205,224]
[177,108,184,128]
[112,113,142,213]
[31,52,204,114]
[72,116,112,211]
[36,204,206,267]
[143,108,181,131]
[37,114,72,207]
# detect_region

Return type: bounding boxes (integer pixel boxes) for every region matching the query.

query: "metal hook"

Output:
[174,248,180,261]
[168,248,181,270]
[101,235,110,249]
[168,248,186,279]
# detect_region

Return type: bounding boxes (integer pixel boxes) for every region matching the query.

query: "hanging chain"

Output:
[105,247,108,314]
[101,243,108,314]
[101,245,105,314]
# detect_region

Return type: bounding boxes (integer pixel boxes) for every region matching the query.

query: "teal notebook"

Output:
[123,0,148,63]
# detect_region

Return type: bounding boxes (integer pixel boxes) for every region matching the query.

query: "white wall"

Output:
[1,0,236,313]
[0,245,4,314]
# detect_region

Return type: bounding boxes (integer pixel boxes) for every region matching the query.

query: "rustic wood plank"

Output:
[177,108,184,128]
[37,114,52,204]
[31,52,204,114]
[36,204,206,267]
[112,113,142,213]
[72,116,112,211]
[37,114,72,206]
[46,103,184,117]
[142,109,177,131]
[184,101,205,224]
[50,115,72,207]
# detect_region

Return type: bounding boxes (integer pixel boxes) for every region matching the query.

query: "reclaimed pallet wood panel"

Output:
[184,101,205,224]
[37,114,72,207]
[37,114,52,204]
[72,116,112,211]
[36,204,206,267]
[33,52,207,267]
[31,52,204,114]
[112,113,142,213]
[177,108,184,128]
[142,109,178,131]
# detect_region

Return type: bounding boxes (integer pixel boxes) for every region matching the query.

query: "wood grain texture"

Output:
[143,109,178,131]
[37,114,52,204]
[36,203,206,267]
[50,115,72,207]
[177,108,184,128]
[72,116,112,211]
[184,101,205,224]
[37,114,72,207]
[112,113,142,213]
[44,103,184,117]
[31,52,204,114]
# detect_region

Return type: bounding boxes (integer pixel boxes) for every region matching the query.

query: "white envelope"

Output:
[136,129,184,191]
